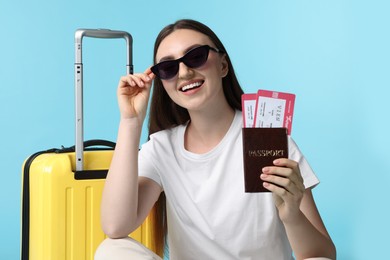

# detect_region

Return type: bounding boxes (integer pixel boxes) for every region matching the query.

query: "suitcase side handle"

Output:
[83,139,116,149]
[74,28,133,172]
[58,139,116,153]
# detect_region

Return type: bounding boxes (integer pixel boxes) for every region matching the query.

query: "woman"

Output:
[95,19,336,260]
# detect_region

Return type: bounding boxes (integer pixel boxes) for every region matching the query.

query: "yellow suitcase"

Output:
[21,142,156,260]
[21,29,156,259]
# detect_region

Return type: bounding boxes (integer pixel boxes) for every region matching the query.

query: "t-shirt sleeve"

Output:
[288,136,319,189]
[138,141,163,188]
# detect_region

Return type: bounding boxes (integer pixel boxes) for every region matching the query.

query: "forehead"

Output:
[156,29,213,61]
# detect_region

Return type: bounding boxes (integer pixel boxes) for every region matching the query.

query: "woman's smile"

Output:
[180,80,204,92]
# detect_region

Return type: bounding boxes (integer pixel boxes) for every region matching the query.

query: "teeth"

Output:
[181,82,202,92]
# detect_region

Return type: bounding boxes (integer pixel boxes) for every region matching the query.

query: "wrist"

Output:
[119,117,144,129]
[117,118,144,141]
[281,209,306,226]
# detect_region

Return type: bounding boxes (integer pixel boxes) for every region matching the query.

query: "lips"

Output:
[180,80,204,92]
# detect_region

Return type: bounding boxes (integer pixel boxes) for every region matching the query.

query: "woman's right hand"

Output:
[117,67,155,123]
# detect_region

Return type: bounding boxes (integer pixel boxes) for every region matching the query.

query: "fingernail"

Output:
[262,167,269,173]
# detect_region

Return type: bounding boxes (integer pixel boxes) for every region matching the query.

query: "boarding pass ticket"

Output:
[241,90,296,135]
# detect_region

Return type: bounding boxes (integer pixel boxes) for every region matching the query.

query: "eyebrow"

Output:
[157,44,203,63]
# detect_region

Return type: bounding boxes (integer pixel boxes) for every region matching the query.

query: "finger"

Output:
[132,75,147,87]
[262,176,305,206]
[262,166,300,186]
[144,66,156,80]
[261,173,303,195]
[273,159,300,176]
[120,74,147,88]
[138,69,155,83]
[265,159,303,184]
[119,75,136,87]
[262,162,305,193]
[133,69,156,89]
[263,181,292,199]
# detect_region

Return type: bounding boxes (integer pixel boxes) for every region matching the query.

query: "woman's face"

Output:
[155,29,228,113]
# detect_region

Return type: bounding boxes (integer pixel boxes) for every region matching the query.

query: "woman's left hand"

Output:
[261,158,306,224]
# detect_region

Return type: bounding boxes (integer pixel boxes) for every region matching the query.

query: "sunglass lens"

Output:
[153,61,178,80]
[183,46,209,68]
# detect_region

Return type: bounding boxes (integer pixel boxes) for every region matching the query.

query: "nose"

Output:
[177,61,194,79]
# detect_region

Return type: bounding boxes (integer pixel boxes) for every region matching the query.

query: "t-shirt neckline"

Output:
[178,110,241,160]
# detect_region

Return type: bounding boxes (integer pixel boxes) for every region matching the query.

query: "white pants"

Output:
[94,237,333,260]
[94,237,162,260]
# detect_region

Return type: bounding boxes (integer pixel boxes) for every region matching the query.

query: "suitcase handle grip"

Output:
[76,28,132,40]
[74,28,133,75]
[74,28,132,171]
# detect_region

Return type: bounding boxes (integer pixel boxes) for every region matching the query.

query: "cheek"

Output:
[201,56,224,76]
[161,80,180,101]
[201,64,223,82]
[161,80,176,92]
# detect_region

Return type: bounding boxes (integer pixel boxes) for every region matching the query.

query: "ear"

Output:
[220,54,229,78]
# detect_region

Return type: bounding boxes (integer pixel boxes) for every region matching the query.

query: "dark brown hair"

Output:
[147,19,244,257]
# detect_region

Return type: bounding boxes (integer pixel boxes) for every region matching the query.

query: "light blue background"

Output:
[1,0,389,259]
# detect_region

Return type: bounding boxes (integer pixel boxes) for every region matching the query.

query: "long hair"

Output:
[147,19,244,257]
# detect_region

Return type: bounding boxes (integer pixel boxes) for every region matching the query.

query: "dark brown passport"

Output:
[242,128,288,192]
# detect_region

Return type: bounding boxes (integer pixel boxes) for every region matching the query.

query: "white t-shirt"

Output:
[139,110,319,260]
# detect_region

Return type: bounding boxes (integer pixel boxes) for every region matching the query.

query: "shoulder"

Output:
[287,136,320,188]
[287,136,303,159]
[149,124,183,143]
[140,125,185,154]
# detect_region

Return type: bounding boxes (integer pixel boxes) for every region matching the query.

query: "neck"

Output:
[184,105,236,154]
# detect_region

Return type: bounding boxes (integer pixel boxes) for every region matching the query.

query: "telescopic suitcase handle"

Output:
[74,28,133,172]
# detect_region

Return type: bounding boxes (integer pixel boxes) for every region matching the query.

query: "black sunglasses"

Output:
[151,45,224,80]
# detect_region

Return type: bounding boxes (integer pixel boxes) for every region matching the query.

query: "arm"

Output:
[100,68,162,238]
[285,188,336,260]
[261,159,336,259]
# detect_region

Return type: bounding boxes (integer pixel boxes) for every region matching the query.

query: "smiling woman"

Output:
[94,19,336,260]
[2,0,390,258]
